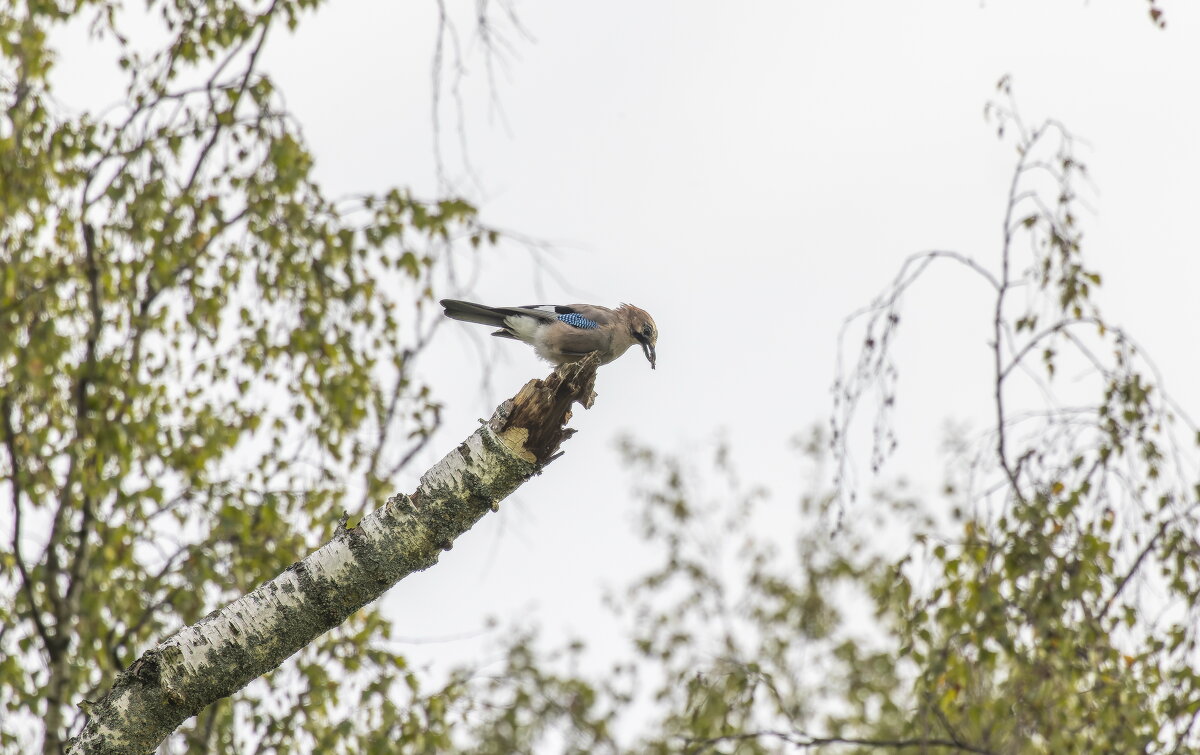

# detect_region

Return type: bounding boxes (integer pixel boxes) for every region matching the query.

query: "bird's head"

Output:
[621,304,658,369]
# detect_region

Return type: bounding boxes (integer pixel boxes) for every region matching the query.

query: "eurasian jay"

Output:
[440,300,658,369]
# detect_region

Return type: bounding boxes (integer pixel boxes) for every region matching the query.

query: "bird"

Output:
[440,299,658,369]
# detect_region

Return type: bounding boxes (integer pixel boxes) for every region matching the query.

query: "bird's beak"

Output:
[642,342,656,370]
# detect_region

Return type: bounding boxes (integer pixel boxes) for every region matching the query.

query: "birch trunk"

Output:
[66,356,599,755]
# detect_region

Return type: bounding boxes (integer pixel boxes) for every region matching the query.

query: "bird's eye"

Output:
[641,325,652,337]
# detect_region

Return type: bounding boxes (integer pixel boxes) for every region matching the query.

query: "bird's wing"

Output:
[504,304,617,328]
[557,304,618,327]
[442,300,618,332]
[493,305,559,322]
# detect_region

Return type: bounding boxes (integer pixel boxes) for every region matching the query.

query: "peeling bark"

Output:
[66,356,599,755]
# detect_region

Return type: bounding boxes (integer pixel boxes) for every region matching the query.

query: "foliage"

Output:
[0,1,492,751]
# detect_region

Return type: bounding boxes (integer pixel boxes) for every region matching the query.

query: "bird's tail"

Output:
[440,299,511,329]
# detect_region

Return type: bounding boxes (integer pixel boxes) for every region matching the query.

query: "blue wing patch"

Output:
[557,312,599,329]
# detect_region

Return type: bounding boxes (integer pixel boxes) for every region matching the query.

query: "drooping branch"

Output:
[66,355,599,755]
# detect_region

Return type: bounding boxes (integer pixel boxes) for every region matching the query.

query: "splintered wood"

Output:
[497,353,599,465]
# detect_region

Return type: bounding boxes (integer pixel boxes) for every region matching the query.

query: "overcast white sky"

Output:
[268,0,1200,676]
[50,0,1200,697]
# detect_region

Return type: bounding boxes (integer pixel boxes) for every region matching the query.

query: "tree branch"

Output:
[993,132,1029,505]
[1,394,52,650]
[62,221,103,630]
[67,355,599,755]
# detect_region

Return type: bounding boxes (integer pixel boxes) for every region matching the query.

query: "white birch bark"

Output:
[66,357,599,755]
